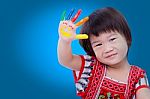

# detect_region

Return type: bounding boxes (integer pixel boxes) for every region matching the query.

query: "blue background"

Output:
[0,0,150,99]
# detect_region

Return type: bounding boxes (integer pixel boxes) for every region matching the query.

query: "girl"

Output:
[57,7,150,99]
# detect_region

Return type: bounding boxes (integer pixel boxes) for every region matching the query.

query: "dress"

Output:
[73,55,149,99]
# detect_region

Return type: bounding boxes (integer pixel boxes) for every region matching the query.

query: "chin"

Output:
[102,59,121,66]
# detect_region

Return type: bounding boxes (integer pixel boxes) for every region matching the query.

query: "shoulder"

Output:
[131,65,150,95]
[130,65,147,83]
[131,65,146,76]
[72,54,104,97]
[73,55,97,82]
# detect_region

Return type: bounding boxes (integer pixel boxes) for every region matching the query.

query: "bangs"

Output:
[80,7,130,38]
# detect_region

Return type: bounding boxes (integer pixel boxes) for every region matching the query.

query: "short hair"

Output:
[79,7,132,56]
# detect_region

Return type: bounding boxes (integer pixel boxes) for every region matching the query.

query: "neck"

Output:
[106,57,131,83]
[107,57,130,71]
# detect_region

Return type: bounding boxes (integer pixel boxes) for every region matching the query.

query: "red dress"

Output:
[73,55,149,99]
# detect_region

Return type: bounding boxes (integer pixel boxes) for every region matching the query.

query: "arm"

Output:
[57,38,82,71]
[136,88,150,99]
[135,73,150,99]
[57,9,89,71]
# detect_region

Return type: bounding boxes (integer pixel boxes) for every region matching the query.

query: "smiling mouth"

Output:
[105,53,118,58]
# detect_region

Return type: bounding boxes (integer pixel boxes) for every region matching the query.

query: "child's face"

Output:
[90,31,128,66]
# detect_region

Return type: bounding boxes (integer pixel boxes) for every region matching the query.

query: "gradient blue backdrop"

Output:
[0,0,150,99]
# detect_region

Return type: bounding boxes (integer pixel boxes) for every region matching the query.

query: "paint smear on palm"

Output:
[60,27,88,39]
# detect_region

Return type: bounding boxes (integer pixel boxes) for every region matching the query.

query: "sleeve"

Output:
[73,55,85,83]
[135,72,150,93]
[72,55,95,97]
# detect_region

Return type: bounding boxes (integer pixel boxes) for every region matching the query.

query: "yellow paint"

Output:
[60,27,88,39]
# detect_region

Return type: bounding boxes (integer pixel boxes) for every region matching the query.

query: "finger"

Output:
[75,17,89,27]
[61,10,66,21]
[71,9,82,22]
[75,34,88,39]
[66,8,75,20]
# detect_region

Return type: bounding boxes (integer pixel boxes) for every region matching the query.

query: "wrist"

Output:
[59,38,72,45]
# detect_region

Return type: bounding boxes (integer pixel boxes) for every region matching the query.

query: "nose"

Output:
[103,44,114,54]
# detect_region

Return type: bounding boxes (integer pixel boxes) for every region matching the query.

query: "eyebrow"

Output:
[91,40,101,45]
[108,33,118,38]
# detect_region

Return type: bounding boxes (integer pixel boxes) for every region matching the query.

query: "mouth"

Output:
[105,53,118,58]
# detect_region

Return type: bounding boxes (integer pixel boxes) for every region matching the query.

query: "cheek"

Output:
[118,42,128,56]
[93,48,103,59]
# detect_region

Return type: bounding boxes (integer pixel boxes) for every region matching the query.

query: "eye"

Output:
[109,38,116,42]
[94,43,102,47]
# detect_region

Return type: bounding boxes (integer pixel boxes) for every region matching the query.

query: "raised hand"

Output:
[58,9,89,42]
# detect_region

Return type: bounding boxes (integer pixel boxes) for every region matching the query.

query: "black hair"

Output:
[79,7,132,56]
